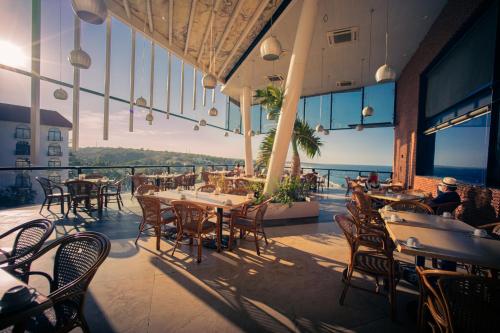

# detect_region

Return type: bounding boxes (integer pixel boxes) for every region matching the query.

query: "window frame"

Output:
[48,128,62,141]
[15,125,31,139]
[48,143,62,156]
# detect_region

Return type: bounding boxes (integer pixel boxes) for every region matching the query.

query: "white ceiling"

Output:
[222,0,447,100]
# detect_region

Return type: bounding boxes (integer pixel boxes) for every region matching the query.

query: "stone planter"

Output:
[264,198,319,222]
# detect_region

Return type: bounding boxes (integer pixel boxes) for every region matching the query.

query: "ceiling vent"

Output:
[327,27,359,46]
[336,80,354,87]
[266,74,284,83]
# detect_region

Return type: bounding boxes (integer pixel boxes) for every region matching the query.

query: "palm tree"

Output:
[255,86,322,177]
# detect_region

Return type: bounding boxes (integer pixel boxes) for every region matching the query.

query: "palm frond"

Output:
[293,120,323,159]
[254,86,284,115]
[256,128,276,168]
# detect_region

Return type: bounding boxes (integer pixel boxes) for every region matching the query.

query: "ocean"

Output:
[299,162,393,188]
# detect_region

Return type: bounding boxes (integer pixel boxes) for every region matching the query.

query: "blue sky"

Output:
[0,0,395,166]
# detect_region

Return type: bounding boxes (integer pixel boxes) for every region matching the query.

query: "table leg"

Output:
[60,197,64,215]
[216,207,223,252]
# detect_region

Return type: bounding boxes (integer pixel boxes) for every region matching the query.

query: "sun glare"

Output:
[0,40,26,69]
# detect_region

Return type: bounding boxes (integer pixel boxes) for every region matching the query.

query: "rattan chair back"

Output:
[136,195,162,227]
[36,177,56,196]
[171,200,207,234]
[66,180,95,198]
[198,184,216,193]
[389,200,434,214]
[227,188,249,196]
[135,184,158,196]
[234,179,250,189]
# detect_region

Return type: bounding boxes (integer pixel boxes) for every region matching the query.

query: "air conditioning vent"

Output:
[266,74,284,83]
[327,27,359,46]
[336,80,354,87]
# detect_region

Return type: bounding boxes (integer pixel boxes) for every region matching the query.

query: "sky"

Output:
[0,0,395,167]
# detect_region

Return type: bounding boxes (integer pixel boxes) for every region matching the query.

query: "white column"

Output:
[129,30,136,131]
[72,16,81,151]
[264,0,318,194]
[241,86,253,176]
[103,16,111,140]
[180,60,184,114]
[166,51,171,119]
[30,0,41,164]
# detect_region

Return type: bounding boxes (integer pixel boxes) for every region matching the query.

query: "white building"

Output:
[0,102,71,201]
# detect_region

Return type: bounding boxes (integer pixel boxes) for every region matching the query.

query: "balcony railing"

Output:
[47,151,63,157]
[47,136,63,142]
[14,133,31,140]
[15,149,30,156]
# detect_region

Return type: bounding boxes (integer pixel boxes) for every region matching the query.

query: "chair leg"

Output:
[254,230,260,256]
[197,234,203,263]
[155,226,161,251]
[228,225,234,251]
[39,198,46,213]
[47,198,52,210]
[134,221,146,245]
[261,225,268,245]
[340,267,354,305]
[171,232,183,256]
[116,195,122,210]
[79,315,91,333]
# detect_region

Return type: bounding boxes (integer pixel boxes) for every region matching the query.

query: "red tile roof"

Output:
[0,103,72,128]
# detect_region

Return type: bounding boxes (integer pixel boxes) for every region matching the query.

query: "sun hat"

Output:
[440,177,458,188]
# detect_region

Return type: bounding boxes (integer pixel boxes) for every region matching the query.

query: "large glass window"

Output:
[0,0,31,71]
[15,125,31,139]
[48,144,62,157]
[48,128,62,141]
[15,158,30,168]
[251,104,261,132]
[362,83,395,125]
[304,95,330,129]
[15,141,30,155]
[331,90,362,129]
[227,98,241,132]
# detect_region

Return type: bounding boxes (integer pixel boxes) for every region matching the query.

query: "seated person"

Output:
[364,172,381,192]
[430,177,461,206]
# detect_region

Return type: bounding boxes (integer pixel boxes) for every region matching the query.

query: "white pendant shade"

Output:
[208,107,218,116]
[53,88,68,100]
[224,132,229,137]
[248,130,255,137]
[266,113,275,121]
[362,106,374,117]
[375,64,396,83]
[234,128,240,134]
[69,48,91,69]
[315,124,324,133]
[199,119,207,126]
[202,73,217,89]
[71,0,107,25]
[356,124,364,131]
[135,96,147,107]
[260,36,282,61]
[323,129,329,135]
[146,112,153,125]
[193,124,200,131]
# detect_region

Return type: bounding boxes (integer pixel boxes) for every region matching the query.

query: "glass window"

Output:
[15,125,31,139]
[48,173,61,183]
[251,104,261,133]
[110,17,131,100]
[169,54,182,114]
[15,173,31,188]
[153,45,168,112]
[227,98,241,132]
[304,94,330,129]
[15,158,30,168]
[428,113,490,185]
[48,144,62,156]
[80,18,106,93]
[0,0,31,70]
[48,159,61,167]
[134,32,152,110]
[331,90,362,129]
[296,97,305,121]
[48,128,62,141]
[362,82,395,125]
[15,141,30,155]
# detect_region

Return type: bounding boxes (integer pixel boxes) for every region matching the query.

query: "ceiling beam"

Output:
[122,0,131,18]
[217,0,269,77]
[184,0,197,54]
[214,0,245,60]
[196,0,222,68]
[146,0,154,33]
[169,0,173,45]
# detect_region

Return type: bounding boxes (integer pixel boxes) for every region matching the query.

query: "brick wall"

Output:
[394,0,489,184]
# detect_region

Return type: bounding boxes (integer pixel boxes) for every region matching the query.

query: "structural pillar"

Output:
[241,86,253,176]
[264,0,318,194]
[30,0,41,165]
[72,16,81,151]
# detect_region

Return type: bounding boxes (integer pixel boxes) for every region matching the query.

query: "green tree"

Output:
[255,86,322,177]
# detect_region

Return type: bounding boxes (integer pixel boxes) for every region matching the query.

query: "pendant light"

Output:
[208,85,218,116]
[362,10,375,119]
[360,58,374,117]
[248,130,255,137]
[323,129,329,135]
[316,48,325,133]
[146,111,154,125]
[266,113,275,121]
[375,0,396,82]
[71,0,107,25]
[135,16,148,108]
[234,128,241,134]
[224,131,229,137]
[356,124,364,131]
[202,0,217,89]
[69,48,91,69]
[260,3,282,61]
[136,96,147,107]
[199,119,207,126]
[54,0,68,100]
[193,124,200,131]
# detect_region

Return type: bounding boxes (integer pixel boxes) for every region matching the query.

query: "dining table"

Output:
[0,269,52,330]
[144,174,181,187]
[153,189,253,250]
[64,178,111,214]
[225,176,267,184]
[380,209,500,270]
[368,191,425,203]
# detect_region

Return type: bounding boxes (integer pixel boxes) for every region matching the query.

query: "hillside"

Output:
[69,147,244,168]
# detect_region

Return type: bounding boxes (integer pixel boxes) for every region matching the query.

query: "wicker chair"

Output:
[434,201,461,216]
[135,184,159,196]
[477,222,500,237]
[201,171,210,185]
[101,177,125,210]
[171,200,218,263]
[416,266,500,333]
[227,188,249,196]
[36,177,70,214]
[228,198,270,256]
[198,184,216,193]
[389,200,434,214]
[335,214,398,320]
[234,179,250,190]
[66,180,98,216]
[84,173,103,179]
[351,191,385,226]
[387,184,404,193]
[135,195,176,250]
[131,174,148,194]
[345,202,390,250]
[8,232,110,333]
[0,219,54,281]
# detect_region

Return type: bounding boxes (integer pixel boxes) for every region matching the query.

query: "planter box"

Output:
[264,198,319,221]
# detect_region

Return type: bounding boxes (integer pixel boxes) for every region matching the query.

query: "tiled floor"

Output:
[0,189,419,332]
